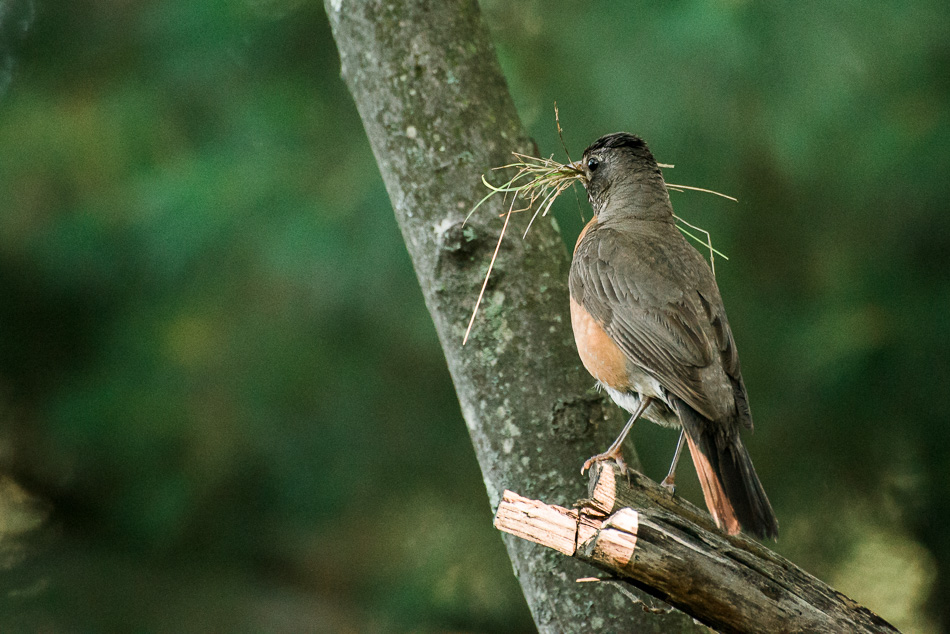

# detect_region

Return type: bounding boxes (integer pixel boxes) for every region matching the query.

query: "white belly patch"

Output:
[602,383,681,428]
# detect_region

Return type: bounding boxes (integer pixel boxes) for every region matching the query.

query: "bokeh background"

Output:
[0,0,948,631]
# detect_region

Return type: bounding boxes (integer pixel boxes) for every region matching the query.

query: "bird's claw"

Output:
[581,451,628,476]
[660,475,676,495]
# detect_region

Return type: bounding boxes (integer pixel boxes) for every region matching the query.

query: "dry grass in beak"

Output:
[465,154,585,236]
[462,154,585,344]
[462,150,736,344]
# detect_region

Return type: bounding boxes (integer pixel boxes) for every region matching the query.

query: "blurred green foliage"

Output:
[0,0,947,632]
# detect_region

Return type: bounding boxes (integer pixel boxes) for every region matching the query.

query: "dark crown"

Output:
[583,132,648,155]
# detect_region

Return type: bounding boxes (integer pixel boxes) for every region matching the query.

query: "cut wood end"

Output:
[592,508,640,567]
[494,490,578,556]
[577,516,600,546]
[588,463,617,510]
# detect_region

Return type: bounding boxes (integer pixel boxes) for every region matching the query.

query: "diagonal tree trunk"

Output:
[323,0,702,631]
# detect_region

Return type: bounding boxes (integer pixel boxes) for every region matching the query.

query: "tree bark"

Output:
[323,1,702,631]
[496,464,900,634]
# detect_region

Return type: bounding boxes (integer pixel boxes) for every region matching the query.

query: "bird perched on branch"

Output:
[569,132,778,539]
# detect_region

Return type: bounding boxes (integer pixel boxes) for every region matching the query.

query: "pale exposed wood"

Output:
[589,508,639,567]
[493,490,578,556]
[494,463,900,634]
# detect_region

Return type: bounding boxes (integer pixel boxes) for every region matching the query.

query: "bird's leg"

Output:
[582,396,653,475]
[660,429,686,493]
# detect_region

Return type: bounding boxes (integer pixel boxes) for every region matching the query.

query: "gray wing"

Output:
[570,222,746,424]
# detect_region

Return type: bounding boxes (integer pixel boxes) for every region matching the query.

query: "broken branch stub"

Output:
[494,463,899,634]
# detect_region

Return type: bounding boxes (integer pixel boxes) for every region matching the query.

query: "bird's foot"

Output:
[660,473,676,495]
[581,450,628,477]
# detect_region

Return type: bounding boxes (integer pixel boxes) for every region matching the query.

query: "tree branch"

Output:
[323,0,702,631]
[496,463,900,634]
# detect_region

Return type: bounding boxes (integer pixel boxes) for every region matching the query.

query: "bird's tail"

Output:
[673,397,779,540]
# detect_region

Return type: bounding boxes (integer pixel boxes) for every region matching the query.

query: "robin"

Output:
[569,132,779,539]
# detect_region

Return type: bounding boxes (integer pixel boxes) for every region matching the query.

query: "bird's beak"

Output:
[569,161,588,184]
[568,161,588,187]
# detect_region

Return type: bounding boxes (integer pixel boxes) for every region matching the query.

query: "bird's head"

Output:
[572,132,671,221]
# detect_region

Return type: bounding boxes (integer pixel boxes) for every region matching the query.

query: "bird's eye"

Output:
[587,157,600,172]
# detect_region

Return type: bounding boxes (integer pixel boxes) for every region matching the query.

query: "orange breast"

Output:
[571,215,631,389]
[570,296,630,390]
